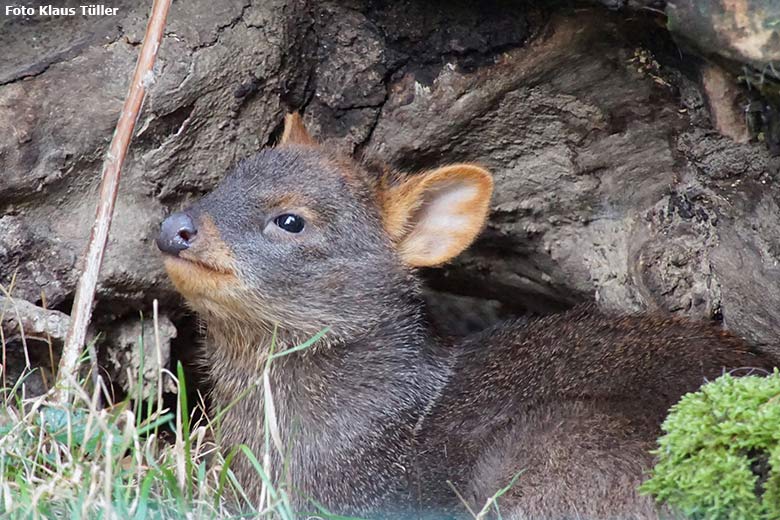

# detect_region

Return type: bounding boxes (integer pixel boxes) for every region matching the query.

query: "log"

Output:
[1,1,778,382]
[0,296,70,342]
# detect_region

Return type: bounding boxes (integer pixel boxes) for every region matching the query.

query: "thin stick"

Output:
[56,0,173,403]
[153,299,164,414]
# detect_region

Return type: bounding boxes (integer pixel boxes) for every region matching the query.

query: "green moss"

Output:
[641,371,780,519]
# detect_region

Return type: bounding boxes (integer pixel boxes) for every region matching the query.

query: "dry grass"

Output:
[0,292,516,519]
[0,296,297,519]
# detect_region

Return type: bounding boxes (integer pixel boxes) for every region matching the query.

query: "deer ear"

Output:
[382,164,493,267]
[280,112,316,146]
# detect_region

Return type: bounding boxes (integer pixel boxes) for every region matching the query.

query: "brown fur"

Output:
[414,307,768,518]
[158,114,775,519]
[280,112,317,146]
[381,164,493,267]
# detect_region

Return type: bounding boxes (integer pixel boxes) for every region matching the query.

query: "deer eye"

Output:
[274,214,305,233]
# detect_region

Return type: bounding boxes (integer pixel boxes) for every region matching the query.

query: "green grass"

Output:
[0,305,293,519]
[0,366,261,519]
[0,297,520,519]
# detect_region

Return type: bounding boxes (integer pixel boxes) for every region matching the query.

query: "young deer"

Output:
[157,114,773,519]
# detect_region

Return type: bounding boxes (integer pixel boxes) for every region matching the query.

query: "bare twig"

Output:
[57,0,174,403]
[446,480,478,519]
[153,299,164,415]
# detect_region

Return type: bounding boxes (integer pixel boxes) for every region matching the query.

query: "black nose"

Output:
[157,212,198,255]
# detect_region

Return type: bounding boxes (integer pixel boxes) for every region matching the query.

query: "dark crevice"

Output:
[135,103,196,151]
[747,448,771,498]
[307,0,533,152]
[276,1,319,129]
[50,293,75,316]
[0,30,118,86]
[422,267,577,316]
[267,118,287,148]
[167,312,211,425]
[190,0,254,52]
[354,57,410,157]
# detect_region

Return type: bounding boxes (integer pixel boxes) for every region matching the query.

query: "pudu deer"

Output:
[157,113,773,519]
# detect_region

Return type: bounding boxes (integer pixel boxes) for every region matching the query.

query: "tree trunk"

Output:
[1,1,778,394]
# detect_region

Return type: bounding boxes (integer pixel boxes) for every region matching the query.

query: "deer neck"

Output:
[201,307,449,513]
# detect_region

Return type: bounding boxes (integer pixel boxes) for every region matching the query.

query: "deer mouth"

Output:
[162,253,235,276]
[162,253,239,303]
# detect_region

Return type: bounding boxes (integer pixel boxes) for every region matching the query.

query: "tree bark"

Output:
[1,1,779,390]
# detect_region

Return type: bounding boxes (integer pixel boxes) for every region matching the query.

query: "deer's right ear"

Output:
[280,112,316,146]
[381,164,493,267]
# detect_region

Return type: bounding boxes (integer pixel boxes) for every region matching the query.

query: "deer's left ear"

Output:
[280,112,316,146]
[381,164,493,267]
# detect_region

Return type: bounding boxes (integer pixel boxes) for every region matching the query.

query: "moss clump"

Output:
[641,371,780,519]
